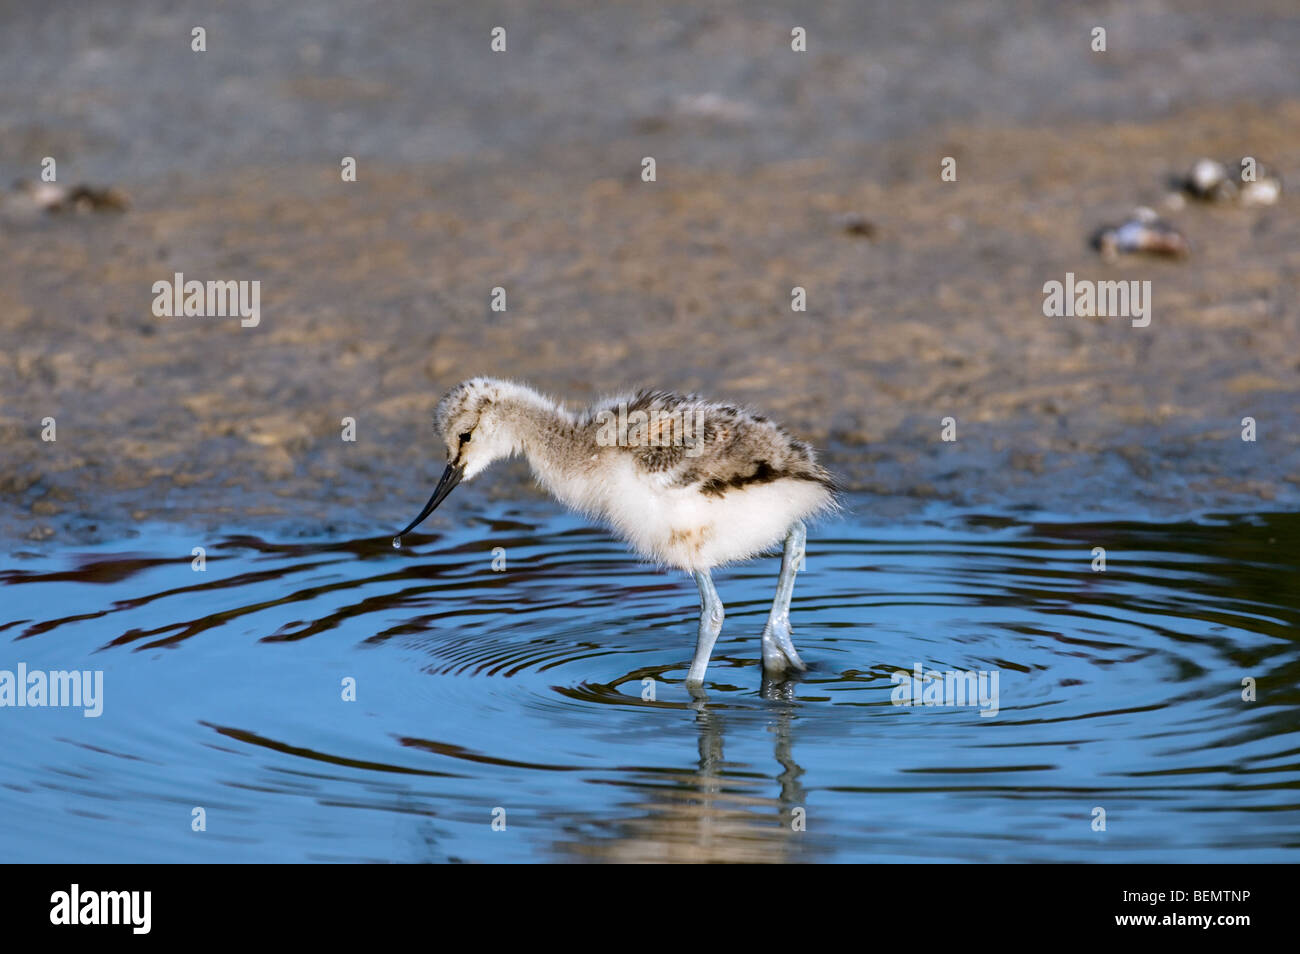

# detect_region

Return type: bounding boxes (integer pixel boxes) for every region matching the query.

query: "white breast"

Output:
[551,454,829,571]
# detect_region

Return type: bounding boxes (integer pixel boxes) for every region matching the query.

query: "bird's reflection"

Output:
[553,674,812,862]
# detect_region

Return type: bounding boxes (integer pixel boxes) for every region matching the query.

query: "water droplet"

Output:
[391,536,402,550]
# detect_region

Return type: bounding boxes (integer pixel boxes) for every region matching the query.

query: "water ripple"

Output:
[1,505,1297,861]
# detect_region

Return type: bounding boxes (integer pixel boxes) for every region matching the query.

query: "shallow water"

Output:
[2,503,1297,863]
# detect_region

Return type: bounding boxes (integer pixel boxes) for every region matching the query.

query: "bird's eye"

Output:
[458,432,472,445]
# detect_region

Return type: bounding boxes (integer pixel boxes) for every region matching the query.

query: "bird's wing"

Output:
[594,390,834,495]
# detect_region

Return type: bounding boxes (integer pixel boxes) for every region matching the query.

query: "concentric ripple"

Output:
[1,505,1297,862]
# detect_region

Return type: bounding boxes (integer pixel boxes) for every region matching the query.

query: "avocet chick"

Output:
[394,378,838,690]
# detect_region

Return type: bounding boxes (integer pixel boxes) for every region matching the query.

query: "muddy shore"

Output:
[1,1,1297,544]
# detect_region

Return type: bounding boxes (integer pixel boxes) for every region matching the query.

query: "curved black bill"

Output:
[394,463,464,540]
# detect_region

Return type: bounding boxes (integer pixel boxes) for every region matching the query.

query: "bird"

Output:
[10,179,129,213]
[393,378,839,690]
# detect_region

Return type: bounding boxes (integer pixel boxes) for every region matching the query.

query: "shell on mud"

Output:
[1238,163,1282,206]
[1092,206,1189,260]
[1180,157,1281,206]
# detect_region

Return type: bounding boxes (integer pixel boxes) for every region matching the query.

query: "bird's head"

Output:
[393,378,533,543]
[434,377,525,481]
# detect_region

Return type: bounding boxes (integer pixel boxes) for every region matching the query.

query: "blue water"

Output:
[2,503,1297,862]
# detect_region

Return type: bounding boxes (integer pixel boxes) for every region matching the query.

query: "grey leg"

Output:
[686,569,725,691]
[761,521,808,675]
